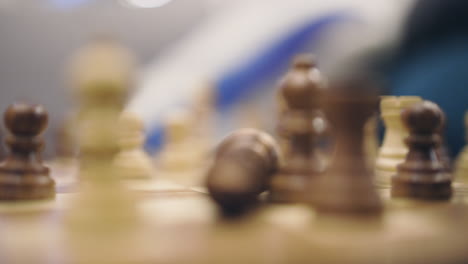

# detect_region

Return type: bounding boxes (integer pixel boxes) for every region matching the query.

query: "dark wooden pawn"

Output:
[269,54,328,203]
[391,101,452,200]
[0,103,55,200]
[206,129,279,216]
[313,77,382,215]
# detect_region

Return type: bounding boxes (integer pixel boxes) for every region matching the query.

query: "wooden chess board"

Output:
[0,162,468,264]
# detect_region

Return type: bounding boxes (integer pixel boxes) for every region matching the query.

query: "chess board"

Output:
[1,161,468,264]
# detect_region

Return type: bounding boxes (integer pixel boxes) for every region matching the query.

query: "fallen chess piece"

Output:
[206,129,280,216]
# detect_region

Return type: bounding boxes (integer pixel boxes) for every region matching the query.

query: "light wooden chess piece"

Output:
[157,109,208,187]
[64,37,146,264]
[375,96,422,188]
[114,111,154,180]
[455,111,468,187]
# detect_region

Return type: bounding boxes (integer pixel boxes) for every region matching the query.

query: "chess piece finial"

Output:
[391,101,452,200]
[114,111,154,179]
[0,103,55,200]
[375,96,423,187]
[313,75,382,215]
[207,129,280,216]
[270,54,328,203]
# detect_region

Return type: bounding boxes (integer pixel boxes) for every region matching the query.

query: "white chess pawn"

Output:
[114,111,154,179]
[375,96,422,187]
[64,37,147,264]
[157,109,209,186]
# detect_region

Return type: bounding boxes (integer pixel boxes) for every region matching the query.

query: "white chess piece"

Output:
[455,111,468,186]
[114,111,154,179]
[375,96,422,187]
[157,109,209,187]
[64,37,147,264]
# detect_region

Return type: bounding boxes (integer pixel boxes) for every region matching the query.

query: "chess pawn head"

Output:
[402,101,442,136]
[0,103,55,200]
[206,129,279,216]
[392,101,452,200]
[69,37,135,110]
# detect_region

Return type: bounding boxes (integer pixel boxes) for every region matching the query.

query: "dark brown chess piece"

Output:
[55,116,78,160]
[436,110,452,172]
[0,103,55,200]
[0,126,5,160]
[312,76,382,215]
[391,101,452,200]
[269,54,328,203]
[206,129,279,216]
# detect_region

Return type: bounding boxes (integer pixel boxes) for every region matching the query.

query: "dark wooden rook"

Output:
[0,103,55,200]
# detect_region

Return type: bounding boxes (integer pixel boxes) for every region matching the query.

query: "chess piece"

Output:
[437,110,452,172]
[391,101,452,200]
[0,125,5,160]
[364,115,379,169]
[55,115,78,163]
[455,111,468,184]
[375,96,423,187]
[313,76,382,215]
[0,103,55,200]
[114,111,154,179]
[206,129,279,216]
[52,114,79,183]
[65,37,143,264]
[269,54,328,203]
[157,109,208,186]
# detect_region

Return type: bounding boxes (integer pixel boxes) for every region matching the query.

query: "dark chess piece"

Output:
[0,126,5,160]
[436,110,452,172]
[0,103,55,200]
[391,101,452,200]
[206,129,280,216]
[312,76,382,215]
[269,54,328,203]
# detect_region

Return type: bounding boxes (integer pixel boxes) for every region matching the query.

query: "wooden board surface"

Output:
[0,164,468,264]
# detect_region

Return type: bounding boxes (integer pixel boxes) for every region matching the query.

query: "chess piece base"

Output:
[0,172,55,200]
[269,172,315,203]
[391,177,452,200]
